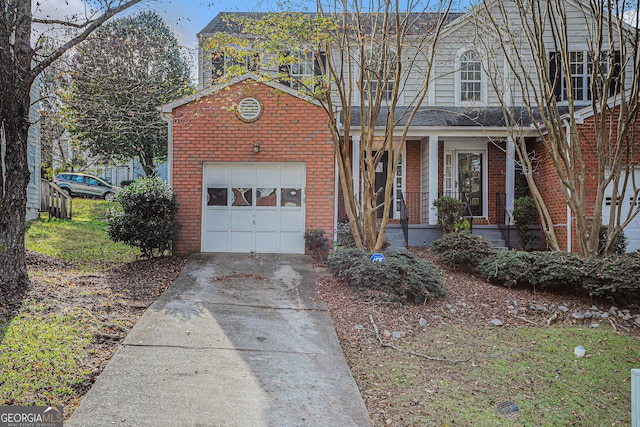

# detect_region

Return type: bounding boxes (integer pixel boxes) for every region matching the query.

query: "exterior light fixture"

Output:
[253,143,261,153]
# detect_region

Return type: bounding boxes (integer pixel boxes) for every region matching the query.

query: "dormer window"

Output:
[459,50,482,103]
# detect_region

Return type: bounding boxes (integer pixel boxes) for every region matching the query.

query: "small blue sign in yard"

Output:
[370,253,385,263]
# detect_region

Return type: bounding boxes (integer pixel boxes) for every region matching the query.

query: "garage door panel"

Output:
[256,166,279,187]
[280,232,305,253]
[230,232,253,252]
[203,209,229,231]
[231,165,255,187]
[202,232,229,252]
[280,210,304,231]
[280,166,305,186]
[603,169,640,252]
[255,210,278,230]
[204,165,229,186]
[255,232,279,252]
[230,209,254,230]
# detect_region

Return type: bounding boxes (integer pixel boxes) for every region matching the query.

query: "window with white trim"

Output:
[549,50,621,102]
[290,52,315,91]
[459,50,482,102]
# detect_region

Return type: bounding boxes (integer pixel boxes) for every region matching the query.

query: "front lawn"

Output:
[1,199,184,416]
[318,249,640,426]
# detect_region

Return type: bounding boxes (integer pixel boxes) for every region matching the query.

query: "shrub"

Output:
[582,252,640,299]
[513,196,538,249]
[598,225,628,256]
[303,228,331,261]
[478,250,534,287]
[431,230,494,271]
[528,251,585,290]
[432,196,464,233]
[107,177,180,257]
[327,248,446,304]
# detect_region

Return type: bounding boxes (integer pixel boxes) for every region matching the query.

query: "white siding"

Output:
[26,78,41,221]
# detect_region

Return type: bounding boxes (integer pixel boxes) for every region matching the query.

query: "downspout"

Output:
[564,118,572,253]
[334,109,343,246]
[161,111,173,186]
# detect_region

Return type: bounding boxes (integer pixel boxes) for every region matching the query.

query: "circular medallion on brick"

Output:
[236,97,262,122]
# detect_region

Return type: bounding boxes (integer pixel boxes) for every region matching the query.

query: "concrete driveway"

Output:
[66,253,371,427]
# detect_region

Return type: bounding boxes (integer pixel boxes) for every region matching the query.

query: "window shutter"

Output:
[211,51,224,82]
[609,50,621,96]
[248,53,260,72]
[549,52,562,100]
[314,51,327,76]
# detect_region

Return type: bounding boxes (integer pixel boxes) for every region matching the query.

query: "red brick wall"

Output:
[405,140,421,224]
[533,106,640,253]
[170,80,335,255]
[487,140,507,225]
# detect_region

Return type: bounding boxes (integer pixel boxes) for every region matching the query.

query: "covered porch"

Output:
[337,106,535,248]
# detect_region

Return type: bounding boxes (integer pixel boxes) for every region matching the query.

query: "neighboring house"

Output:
[51,130,168,186]
[27,79,42,221]
[163,1,639,255]
[1,78,41,221]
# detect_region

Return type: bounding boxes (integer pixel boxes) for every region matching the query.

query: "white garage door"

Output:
[202,163,306,253]
[603,170,640,252]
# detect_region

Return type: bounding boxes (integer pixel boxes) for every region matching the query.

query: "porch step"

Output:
[472,226,507,250]
[385,224,407,249]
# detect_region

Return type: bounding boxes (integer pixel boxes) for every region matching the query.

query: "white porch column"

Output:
[428,135,439,225]
[352,134,361,207]
[505,136,516,224]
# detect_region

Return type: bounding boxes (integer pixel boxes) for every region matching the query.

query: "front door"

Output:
[457,152,483,216]
[374,151,392,219]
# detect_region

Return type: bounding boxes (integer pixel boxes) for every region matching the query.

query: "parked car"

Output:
[53,173,119,202]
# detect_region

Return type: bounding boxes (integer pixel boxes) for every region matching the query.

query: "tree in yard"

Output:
[204,0,453,251]
[473,0,640,256]
[64,11,193,177]
[1,0,147,291]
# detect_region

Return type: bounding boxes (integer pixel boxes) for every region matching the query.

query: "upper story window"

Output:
[290,52,316,91]
[364,49,396,103]
[459,50,482,103]
[549,50,621,102]
[280,51,326,91]
[211,49,259,81]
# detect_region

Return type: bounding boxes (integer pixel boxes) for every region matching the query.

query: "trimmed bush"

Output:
[513,196,538,249]
[327,248,446,304]
[478,250,535,287]
[108,177,180,257]
[582,252,640,299]
[303,228,331,261]
[479,249,640,301]
[528,251,585,290]
[432,196,464,233]
[431,230,494,271]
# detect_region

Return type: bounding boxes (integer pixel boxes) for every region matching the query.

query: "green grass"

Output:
[0,304,94,407]
[26,198,139,268]
[359,325,639,426]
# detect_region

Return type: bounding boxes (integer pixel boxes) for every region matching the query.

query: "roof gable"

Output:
[160,73,321,113]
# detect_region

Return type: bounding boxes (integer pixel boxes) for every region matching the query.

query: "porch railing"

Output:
[403,192,430,224]
[40,179,72,220]
[495,192,512,249]
[399,192,409,246]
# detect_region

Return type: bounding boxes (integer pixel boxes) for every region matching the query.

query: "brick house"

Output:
[161,75,335,255]
[163,1,640,255]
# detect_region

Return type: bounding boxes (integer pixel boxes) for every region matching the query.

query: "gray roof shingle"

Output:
[347,106,570,128]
